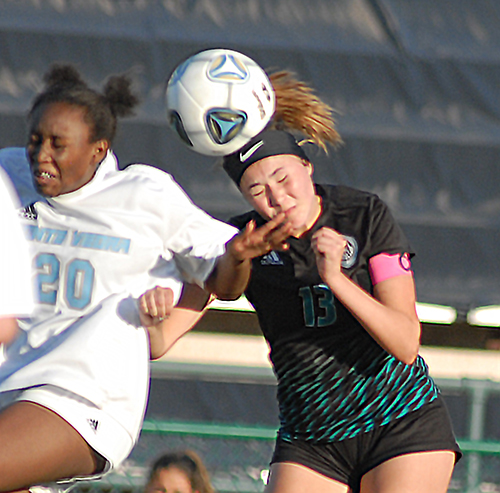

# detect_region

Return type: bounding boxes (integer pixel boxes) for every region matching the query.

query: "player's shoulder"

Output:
[0,147,44,207]
[319,184,386,210]
[0,147,30,177]
[121,162,175,182]
[119,163,184,191]
[0,146,26,161]
[118,163,197,208]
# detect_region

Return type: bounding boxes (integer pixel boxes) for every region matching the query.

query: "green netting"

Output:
[71,421,500,493]
[80,423,274,493]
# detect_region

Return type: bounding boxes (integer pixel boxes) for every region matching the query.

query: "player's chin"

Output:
[34,176,61,197]
[35,183,57,197]
[290,218,312,237]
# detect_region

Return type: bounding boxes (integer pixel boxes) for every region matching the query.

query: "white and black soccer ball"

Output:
[165,48,276,156]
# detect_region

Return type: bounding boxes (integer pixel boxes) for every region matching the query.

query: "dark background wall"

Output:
[1,0,499,313]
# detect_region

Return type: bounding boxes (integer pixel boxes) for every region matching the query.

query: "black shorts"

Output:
[271,395,462,492]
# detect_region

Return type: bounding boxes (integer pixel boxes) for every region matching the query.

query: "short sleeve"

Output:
[134,167,238,286]
[170,207,239,286]
[367,195,414,259]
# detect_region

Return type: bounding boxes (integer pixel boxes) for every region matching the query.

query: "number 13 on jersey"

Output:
[299,284,337,328]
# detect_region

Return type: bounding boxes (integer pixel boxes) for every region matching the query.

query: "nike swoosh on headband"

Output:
[240,141,264,162]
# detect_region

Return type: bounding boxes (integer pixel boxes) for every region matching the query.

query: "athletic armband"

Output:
[368,252,412,285]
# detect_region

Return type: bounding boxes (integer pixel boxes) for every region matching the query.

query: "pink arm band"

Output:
[368,252,413,286]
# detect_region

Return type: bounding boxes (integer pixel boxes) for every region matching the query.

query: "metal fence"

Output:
[72,376,500,493]
[74,420,500,493]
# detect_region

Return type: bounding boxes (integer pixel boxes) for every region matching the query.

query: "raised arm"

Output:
[141,214,292,358]
[311,227,421,365]
[205,213,292,300]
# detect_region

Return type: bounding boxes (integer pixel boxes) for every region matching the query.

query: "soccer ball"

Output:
[165,48,275,156]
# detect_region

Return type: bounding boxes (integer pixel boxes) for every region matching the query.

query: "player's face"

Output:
[240,154,321,237]
[27,102,107,197]
[145,466,195,493]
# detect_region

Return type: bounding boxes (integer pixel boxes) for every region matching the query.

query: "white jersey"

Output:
[0,167,35,318]
[0,151,237,467]
[12,151,236,348]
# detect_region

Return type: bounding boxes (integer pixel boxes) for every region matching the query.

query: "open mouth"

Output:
[33,169,58,193]
[35,170,56,180]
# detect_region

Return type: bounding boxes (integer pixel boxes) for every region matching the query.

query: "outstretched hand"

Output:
[138,286,175,327]
[205,213,293,301]
[228,212,293,263]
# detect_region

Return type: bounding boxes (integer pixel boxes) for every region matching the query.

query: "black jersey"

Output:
[230,184,438,443]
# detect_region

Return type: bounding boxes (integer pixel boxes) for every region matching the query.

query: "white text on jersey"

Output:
[26,225,131,253]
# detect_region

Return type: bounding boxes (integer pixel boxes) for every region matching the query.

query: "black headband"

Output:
[222,129,309,185]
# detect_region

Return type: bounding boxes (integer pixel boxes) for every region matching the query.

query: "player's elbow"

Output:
[205,267,248,301]
[399,326,421,365]
[400,349,419,366]
[204,277,243,301]
[213,290,244,302]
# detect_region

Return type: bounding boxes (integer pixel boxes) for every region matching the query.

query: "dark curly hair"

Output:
[28,63,139,145]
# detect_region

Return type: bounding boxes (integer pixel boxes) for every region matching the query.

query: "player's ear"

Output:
[303,159,314,176]
[93,139,109,161]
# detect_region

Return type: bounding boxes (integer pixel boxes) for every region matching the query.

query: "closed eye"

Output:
[249,185,265,197]
[52,137,66,150]
[275,171,288,183]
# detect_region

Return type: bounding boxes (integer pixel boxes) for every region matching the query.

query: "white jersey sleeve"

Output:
[124,165,238,286]
[0,167,35,317]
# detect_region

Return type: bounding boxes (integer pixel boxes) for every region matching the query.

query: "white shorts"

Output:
[0,294,151,478]
[0,385,118,481]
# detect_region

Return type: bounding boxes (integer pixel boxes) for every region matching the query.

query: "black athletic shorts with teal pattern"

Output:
[271,395,462,493]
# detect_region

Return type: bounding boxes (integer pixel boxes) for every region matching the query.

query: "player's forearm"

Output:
[205,243,251,300]
[0,317,19,345]
[147,323,169,360]
[143,283,212,359]
[326,274,421,364]
[148,306,208,359]
[205,214,292,300]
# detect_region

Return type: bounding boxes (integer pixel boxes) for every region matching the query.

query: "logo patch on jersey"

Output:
[88,418,99,433]
[341,235,358,269]
[21,204,37,221]
[261,251,283,265]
